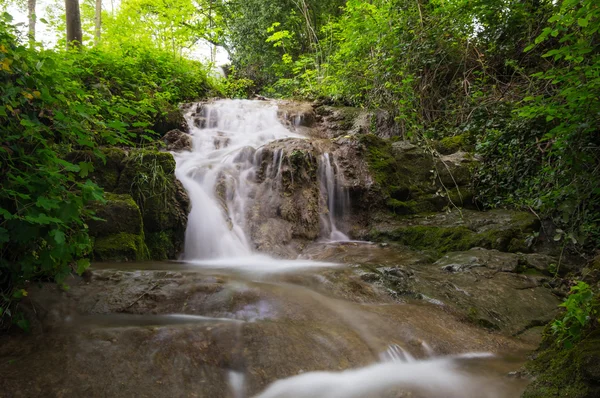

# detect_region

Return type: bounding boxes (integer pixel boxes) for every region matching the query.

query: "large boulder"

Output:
[72,147,189,261]
[246,138,322,255]
[115,149,189,260]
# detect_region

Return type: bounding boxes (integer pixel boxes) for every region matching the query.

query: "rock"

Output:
[522,325,600,398]
[434,134,474,155]
[114,149,189,260]
[364,209,540,257]
[152,104,188,135]
[435,248,520,273]
[162,129,193,151]
[355,134,477,216]
[74,147,189,260]
[93,232,146,262]
[89,193,146,262]
[248,139,322,254]
[277,101,317,128]
[88,193,143,238]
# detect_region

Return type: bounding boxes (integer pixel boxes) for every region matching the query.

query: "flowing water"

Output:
[171,100,530,397]
[0,100,534,397]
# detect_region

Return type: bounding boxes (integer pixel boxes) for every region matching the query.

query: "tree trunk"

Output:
[94,0,102,46]
[65,0,83,48]
[27,0,36,45]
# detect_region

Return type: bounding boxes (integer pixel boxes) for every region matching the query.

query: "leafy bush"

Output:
[0,13,215,330]
[552,282,597,348]
[0,15,102,329]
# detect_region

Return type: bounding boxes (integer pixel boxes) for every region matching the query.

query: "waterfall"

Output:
[175,100,299,260]
[318,153,350,241]
[174,99,351,265]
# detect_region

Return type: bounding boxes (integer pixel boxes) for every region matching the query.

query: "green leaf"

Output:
[76,258,90,275]
[78,161,94,178]
[36,196,60,211]
[55,159,80,172]
[577,18,588,28]
[50,229,65,245]
[24,213,63,225]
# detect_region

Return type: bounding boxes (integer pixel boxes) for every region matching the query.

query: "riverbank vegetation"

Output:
[0,6,216,328]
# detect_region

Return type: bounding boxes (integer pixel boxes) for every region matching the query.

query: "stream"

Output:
[0,100,543,397]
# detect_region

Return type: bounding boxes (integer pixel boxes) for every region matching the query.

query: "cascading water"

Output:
[318,153,350,241]
[175,100,299,260]
[174,99,350,267]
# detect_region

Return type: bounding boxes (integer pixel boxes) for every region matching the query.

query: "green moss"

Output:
[367,225,475,257]
[386,199,434,215]
[146,231,178,260]
[367,211,538,257]
[523,329,600,398]
[93,232,147,262]
[88,193,143,238]
[435,134,473,155]
[360,134,400,189]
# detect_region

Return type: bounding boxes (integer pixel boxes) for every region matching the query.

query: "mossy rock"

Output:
[358,134,477,215]
[523,327,600,398]
[152,104,188,136]
[93,232,147,262]
[367,225,475,257]
[435,134,474,155]
[114,149,188,259]
[365,209,539,258]
[146,231,179,260]
[88,193,143,238]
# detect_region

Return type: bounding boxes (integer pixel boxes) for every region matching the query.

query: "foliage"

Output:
[222,0,598,253]
[0,14,101,330]
[552,282,597,348]
[476,0,600,251]
[0,12,215,330]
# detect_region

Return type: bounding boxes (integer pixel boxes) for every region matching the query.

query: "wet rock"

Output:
[162,129,192,151]
[248,139,322,253]
[365,209,540,258]
[277,101,316,128]
[436,248,520,273]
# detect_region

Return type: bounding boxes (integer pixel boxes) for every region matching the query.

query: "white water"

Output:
[255,345,504,398]
[318,153,350,241]
[174,99,346,271]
